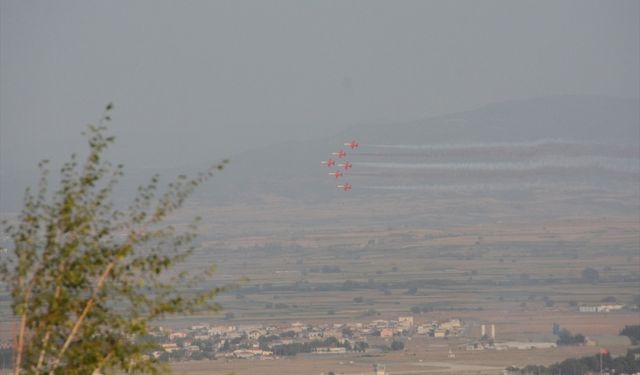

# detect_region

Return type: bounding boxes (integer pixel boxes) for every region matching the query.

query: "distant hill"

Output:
[195,95,638,202]
[2,95,638,212]
[348,95,639,144]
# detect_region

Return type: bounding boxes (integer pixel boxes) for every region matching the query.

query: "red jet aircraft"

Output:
[328,170,343,178]
[338,161,352,170]
[321,159,336,167]
[344,140,359,149]
[332,150,347,159]
[337,183,352,191]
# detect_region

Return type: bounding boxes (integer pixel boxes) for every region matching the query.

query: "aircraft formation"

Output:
[321,139,358,192]
[319,139,639,194]
[332,139,640,194]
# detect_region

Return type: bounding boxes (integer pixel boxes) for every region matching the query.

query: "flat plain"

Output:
[158,187,640,374]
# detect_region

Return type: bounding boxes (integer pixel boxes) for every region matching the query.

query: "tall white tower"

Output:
[491,324,496,339]
[481,324,486,337]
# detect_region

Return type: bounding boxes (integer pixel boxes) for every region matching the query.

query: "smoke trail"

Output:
[359,181,635,193]
[358,139,639,160]
[357,156,639,174]
[365,139,613,150]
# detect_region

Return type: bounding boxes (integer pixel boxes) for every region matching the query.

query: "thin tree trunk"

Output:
[14,285,32,375]
[35,261,66,373]
[47,261,115,375]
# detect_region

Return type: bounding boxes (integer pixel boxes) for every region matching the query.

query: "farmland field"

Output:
[151,189,640,374]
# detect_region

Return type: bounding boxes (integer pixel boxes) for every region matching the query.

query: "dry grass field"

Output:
[170,335,634,375]
[169,209,639,323]
[160,192,639,374]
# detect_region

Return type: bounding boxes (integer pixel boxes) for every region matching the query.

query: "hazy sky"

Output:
[1,0,638,171]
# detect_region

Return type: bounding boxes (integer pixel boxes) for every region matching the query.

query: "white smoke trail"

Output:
[357,156,639,173]
[356,140,639,161]
[364,139,616,150]
[360,181,635,193]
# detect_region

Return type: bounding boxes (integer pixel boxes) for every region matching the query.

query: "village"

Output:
[150,316,464,362]
[147,300,639,372]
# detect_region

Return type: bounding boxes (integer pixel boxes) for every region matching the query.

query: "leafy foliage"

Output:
[620,325,640,344]
[270,337,355,356]
[581,267,600,283]
[1,104,229,375]
[506,348,640,374]
[390,340,404,351]
[556,328,586,346]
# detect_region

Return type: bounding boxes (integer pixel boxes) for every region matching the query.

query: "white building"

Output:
[497,341,557,350]
[579,306,598,313]
[313,347,346,354]
[597,304,624,312]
